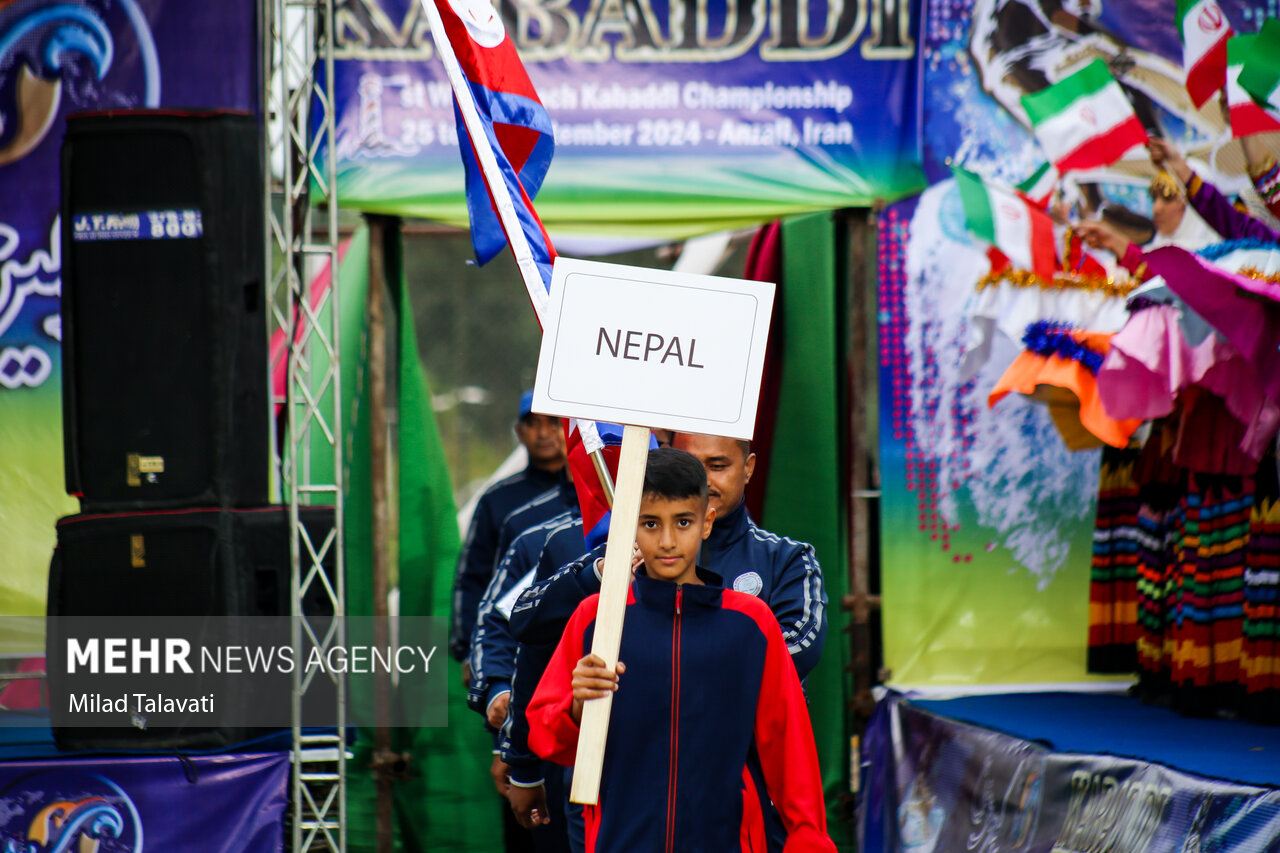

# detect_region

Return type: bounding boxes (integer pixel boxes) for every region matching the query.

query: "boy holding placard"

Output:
[526,448,834,852]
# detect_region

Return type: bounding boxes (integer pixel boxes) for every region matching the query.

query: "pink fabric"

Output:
[1099,303,1280,462]
[742,222,783,523]
[1196,348,1280,461]
[1098,304,1196,421]
[269,237,351,416]
[1143,247,1280,404]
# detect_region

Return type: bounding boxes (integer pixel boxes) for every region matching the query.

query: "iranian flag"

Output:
[1227,34,1280,136]
[1177,0,1232,108]
[953,167,1057,281]
[1015,161,1058,209]
[1238,18,1280,123]
[1021,60,1148,174]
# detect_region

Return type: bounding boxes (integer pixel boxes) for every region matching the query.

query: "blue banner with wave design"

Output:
[0,0,257,655]
[0,751,288,852]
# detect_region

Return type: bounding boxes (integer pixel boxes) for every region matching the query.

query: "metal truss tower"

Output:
[263,0,346,849]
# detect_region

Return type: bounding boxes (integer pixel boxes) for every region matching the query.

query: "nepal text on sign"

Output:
[596,328,705,368]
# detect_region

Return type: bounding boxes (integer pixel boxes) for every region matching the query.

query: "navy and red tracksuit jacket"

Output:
[527,569,835,853]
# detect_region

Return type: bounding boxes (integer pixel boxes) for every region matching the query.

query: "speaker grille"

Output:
[61,112,267,510]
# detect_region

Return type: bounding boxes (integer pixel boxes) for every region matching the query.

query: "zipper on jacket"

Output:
[666,585,683,853]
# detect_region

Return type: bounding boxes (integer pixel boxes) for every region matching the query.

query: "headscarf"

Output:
[1146,170,1219,252]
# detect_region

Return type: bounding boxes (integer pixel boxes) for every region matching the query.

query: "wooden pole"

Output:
[569,423,651,805]
[366,215,395,853]
[846,210,882,732]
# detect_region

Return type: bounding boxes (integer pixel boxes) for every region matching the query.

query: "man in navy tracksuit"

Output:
[527,449,835,853]
[504,435,824,666]
[449,391,567,666]
[471,475,582,736]
[472,512,589,853]
[500,532,604,848]
[451,391,567,853]
[490,477,580,578]
[506,433,827,847]
[669,432,826,679]
[511,432,826,675]
[470,512,583,722]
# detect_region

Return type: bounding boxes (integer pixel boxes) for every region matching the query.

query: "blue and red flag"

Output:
[432,0,556,285]
[430,0,652,548]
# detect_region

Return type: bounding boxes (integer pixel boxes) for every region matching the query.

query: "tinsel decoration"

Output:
[1236,266,1280,285]
[976,268,1135,299]
[1021,320,1106,375]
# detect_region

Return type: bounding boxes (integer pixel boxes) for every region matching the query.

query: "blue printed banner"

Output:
[876,0,1275,688]
[0,1,259,655]
[862,692,1280,853]
[0,751,288,852]
[324,0,925,241]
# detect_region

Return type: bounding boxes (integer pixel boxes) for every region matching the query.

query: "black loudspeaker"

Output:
[60,110,268,511]
[47,506,336,751]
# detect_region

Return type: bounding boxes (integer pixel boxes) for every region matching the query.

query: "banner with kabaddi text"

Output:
[324,0,924,242]
[0,1,259,655]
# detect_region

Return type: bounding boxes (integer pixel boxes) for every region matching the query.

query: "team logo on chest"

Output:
[732,572,764,596]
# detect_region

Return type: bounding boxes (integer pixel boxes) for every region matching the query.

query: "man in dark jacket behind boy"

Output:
[450,391,566,665]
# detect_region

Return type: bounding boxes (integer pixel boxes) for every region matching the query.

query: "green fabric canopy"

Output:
[324,225,502,851]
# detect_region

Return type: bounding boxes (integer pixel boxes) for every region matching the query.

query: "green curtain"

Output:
[321,225,502,851]
[330,215,849,848]
[763,211,852,850]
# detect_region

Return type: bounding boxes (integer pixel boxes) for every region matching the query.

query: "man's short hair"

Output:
[643,448,709,502]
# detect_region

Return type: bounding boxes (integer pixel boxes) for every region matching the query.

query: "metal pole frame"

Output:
[263,0,345,849]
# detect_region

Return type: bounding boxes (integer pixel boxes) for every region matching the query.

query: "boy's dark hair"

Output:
[643,448,709,502]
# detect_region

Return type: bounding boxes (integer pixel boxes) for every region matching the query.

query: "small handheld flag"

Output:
[1177,0,1233,108]
[953,166,1058,282]
[1014,161,1059,209]
[1227,34,1280,137]
[1021,60,1148,175]
[1238,18,1280,126]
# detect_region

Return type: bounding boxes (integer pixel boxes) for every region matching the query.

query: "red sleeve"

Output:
[1119,243,1152,282]
[526,594,599,767]
[737,595,836,853]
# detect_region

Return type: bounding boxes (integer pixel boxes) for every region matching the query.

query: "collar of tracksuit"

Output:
[705,499,750,551]
[632,566,724,615]
[525,463,564,488]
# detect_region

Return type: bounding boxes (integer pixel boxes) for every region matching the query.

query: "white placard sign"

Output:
[532,257,774,440]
